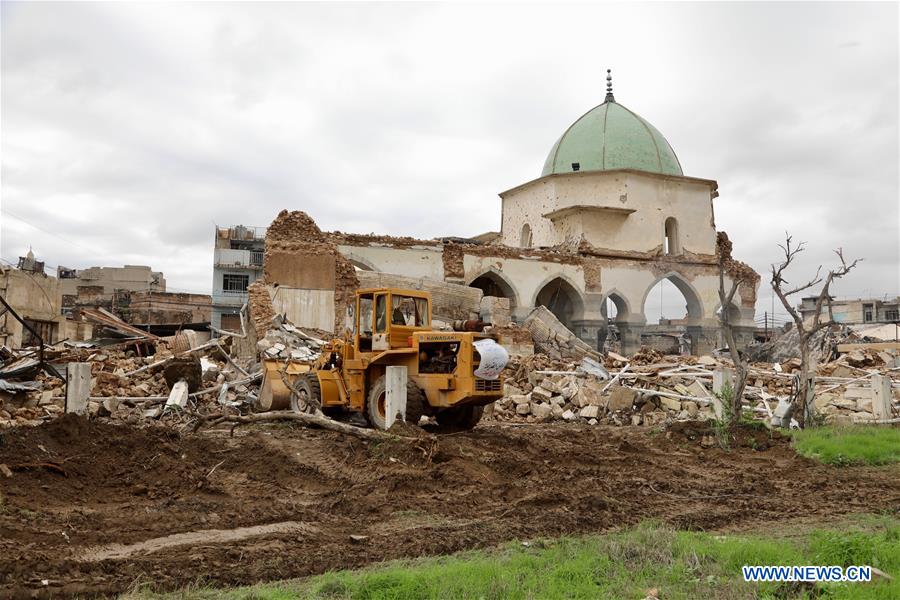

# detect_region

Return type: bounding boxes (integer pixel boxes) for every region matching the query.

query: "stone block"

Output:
[574,386,604,408]
[515,403,531,415]
[607,386,636,412]
[551,404,564,418]
[579,405,600,419]
[814,393,835,410]
[561,382,579,400]
[682,401,699,417]
[510,394,531,405]
[531,386,553,403]
[504,384,523,397]
[562,409,576,421]
[541,378,563,394]
[660,396,682,412]
[531,403,552,421]
[830,365,853,378]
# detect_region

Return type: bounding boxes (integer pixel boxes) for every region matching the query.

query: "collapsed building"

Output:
[0,251,68,348]
[240,78,760,355]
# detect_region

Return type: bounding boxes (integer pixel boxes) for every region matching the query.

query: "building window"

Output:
[250,250,264,266]
[520,224,532,248]
[664,217,680,255]
[23,319,55,347]
[863,304,873,322]
[885,309,898,321]
[222,274,249,293]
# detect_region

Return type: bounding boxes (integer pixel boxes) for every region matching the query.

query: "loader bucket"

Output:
[258,358,311,411]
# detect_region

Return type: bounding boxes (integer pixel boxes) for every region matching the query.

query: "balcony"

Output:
[214,248,264,270]
[212,290,249,306]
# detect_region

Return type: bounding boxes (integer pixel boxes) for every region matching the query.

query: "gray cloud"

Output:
[2,2,897,318]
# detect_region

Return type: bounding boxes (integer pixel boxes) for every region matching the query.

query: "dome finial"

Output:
[605,69,615,102]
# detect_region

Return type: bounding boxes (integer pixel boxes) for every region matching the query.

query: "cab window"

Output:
[391,295,429,327]
[357,295,374,351]
[375,294,388,333]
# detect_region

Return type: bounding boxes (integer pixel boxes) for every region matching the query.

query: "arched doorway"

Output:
[600,291,631,353]
[468,270,518,312]
[641,273,703,354]
[642,274,702,325]
[534,277,583,330]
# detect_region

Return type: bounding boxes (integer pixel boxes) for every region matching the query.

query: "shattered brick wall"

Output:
[262,210,359,335]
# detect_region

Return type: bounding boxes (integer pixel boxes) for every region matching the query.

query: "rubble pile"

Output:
[491,345,900,427]
[744,324,852,364]
[0,338,261,429]
[493,352,716,426]
[256,316,325,361]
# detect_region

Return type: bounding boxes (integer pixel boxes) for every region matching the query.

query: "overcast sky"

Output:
[2,1,898,323]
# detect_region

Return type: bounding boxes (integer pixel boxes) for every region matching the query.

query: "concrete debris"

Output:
[255,317,324,361]
[0,330,264,429]
[490,343,900,427]
[522,305,600,361]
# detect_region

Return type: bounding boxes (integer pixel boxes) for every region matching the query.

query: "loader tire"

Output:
[291,373,322,414]
[435,405,484,432]
[366,376,425,430]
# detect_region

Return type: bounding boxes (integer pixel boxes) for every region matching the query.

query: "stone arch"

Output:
[640,271,704,324]
[467,268,519,311]
[343,253,379,272]
[533,275,585,330]
[520,224,532,248]
[664,217,681,255]
[600,289,632,322]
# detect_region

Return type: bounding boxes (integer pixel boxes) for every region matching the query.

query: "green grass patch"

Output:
[791,425,900,466]
[124,515,900,600]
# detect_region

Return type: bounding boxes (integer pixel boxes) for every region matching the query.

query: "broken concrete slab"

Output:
[607,387,636,412]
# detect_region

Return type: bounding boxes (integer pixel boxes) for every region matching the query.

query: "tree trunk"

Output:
[794,343,811,428]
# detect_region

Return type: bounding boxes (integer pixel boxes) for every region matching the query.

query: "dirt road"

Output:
[1,415,898,597]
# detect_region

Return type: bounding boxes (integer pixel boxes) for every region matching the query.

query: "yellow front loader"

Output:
[263,288,508,430]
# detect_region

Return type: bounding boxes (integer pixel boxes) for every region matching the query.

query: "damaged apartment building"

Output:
[58,264,211,330]
[0,250,69,348]
[223,76,760,355]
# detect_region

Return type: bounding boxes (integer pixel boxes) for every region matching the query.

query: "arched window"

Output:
[664,217,680,255]
[520,224,532,248]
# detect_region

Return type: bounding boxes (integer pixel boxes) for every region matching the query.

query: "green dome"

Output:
[541,99,683,177]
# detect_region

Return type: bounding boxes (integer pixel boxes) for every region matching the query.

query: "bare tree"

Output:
[770,234,860,428]
[718,262,749,425]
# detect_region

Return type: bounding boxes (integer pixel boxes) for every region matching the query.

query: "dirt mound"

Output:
[1,419,897,598]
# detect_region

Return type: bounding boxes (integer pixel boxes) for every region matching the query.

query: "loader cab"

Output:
[355,289,431,353]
